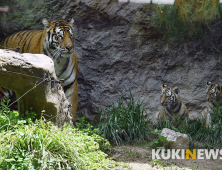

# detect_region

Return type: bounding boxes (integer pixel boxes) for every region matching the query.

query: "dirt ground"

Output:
[110,145,222,170]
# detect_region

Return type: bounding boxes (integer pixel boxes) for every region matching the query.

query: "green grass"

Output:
[148,129,170,149]
[75,114,113,154]
[188,105,222,149]
[153,105,222,149]
[0,121,122,169]
[0,98,36,132]
[0,99,126,169]
[150,1,222,40]
[93,93,150,145]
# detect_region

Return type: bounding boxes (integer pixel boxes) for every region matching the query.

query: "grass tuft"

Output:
[0,99,126,169]
[153,105,222,149]
[94,92,149,145]
[151,0,222,40]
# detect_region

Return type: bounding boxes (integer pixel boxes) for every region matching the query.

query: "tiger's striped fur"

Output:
[201,82,222,128]
[0,87,17,110]
[153,84,189,125]
[1,18,78,122]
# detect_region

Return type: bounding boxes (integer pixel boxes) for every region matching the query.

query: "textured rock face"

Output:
[1,0,222,120]
[0,49,73,127]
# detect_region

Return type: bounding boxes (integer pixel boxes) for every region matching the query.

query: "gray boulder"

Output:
[161,128,190,149]
[0,49,73,127]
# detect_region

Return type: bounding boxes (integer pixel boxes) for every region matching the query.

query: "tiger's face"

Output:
[160,84,180,108]
[206,82,221,103]
[42,18,75,59]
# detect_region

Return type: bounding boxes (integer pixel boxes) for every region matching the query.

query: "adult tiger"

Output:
[1,18,78,122]
[152,84,189,126]
[201,82,222,128]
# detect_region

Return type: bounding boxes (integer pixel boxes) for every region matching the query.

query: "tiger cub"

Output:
[0,87,17,110]
[152,84,189,125]
[201,82,222,128]
[1,18,78,122]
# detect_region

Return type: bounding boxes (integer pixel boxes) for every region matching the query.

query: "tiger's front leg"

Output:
[68,80,78,123]
[66,52,78,124]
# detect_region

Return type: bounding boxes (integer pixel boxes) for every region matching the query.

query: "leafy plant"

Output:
[153,115,189,134]
[0,99,125,169]
[149,129,174,149]
[188,105,222,149]
[0,120,124,169]
[151,0,222,40]
[75,115,113,154]
[152,159,168,168]
[0,98,36,132]
[153,104,222,149]
[94,93,149,145]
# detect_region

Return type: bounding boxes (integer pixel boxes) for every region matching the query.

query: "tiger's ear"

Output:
[161,84,167,92]
[206,82,212,87]
[172,86,180,95]
[216,84,221,92]
[69,18,74,27]
[42,18,50,30]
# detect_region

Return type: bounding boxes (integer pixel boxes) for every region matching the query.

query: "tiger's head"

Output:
[160,84,180,108]
[206,82,222,103]
[42,18,75,59]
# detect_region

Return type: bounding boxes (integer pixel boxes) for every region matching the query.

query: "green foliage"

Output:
[153,105,222,149]
[152,159,168,168]
[0,98,36,132]
[94,93,149,145]
[151,1,222,40]
[0,121,123,169]
[148,129,166,149]
[148,129,174,149]
[0,99,125,169]
[75,115,113,154]
[188,105,222,149]
[154,116,189,134]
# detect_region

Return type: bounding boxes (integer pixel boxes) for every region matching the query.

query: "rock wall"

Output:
[1,0,222,120]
